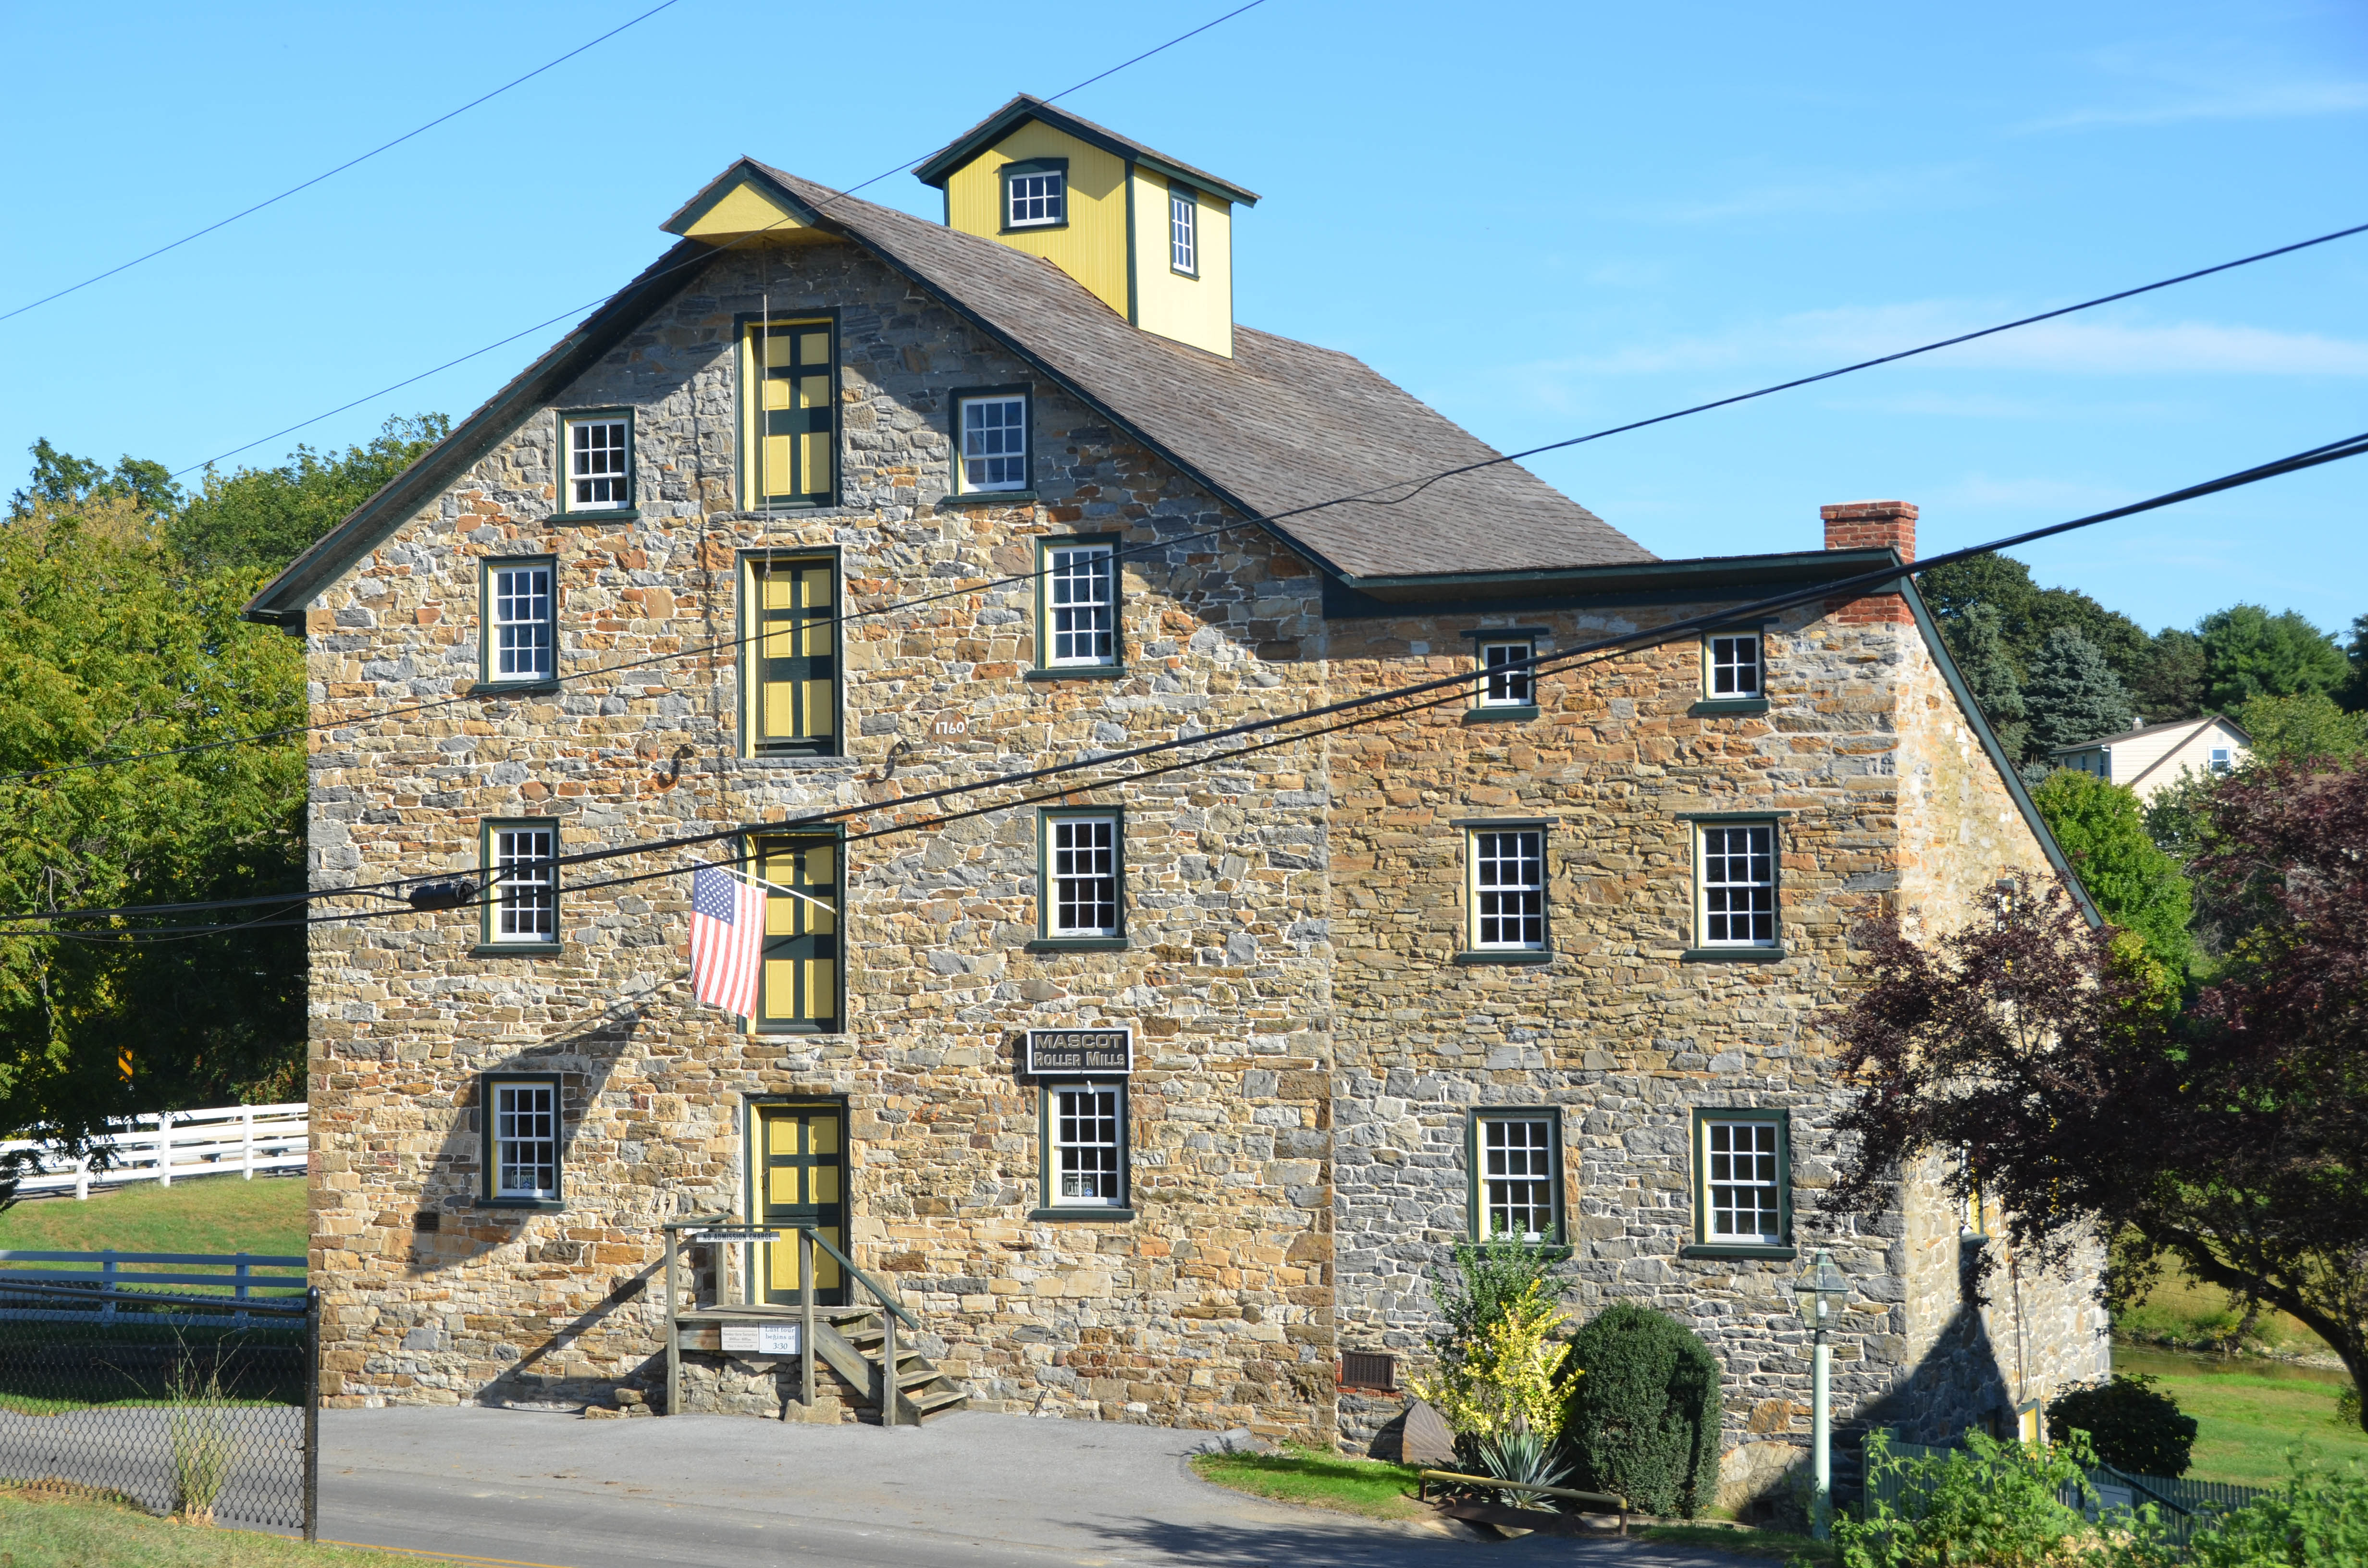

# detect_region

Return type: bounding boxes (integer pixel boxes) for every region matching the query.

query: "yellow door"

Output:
[754,1104,846,1306]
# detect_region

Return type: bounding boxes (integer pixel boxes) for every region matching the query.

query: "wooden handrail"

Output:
[796,1226,918,1330]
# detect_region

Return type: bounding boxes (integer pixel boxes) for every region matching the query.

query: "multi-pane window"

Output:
[1698,823,1776,947]
[1476,1113,1559,1242]
[1048,1083,1125,1208]
[1469,829,1546,951]
[564,415,630,510]
[745,557,837,755]
[1478,640,1536,708]
[487,1077,560,1202]
[2208,747,2232,773]
[959,394,1029,492]
[1169,186,1197,273]
[1007,169,1065,227]
[487,823,556,945]
[755,835,839,1032]
[1043,543,1116,667]
[1702,1117,1785,1244]
[486,562,554,682]
[1046,813,1120,938]
[745,318,834,506]
[1707,633,1763,698]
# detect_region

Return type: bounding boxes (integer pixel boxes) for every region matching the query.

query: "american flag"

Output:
[688,864,765,1018]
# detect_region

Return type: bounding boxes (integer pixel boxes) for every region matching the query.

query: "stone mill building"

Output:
[246,96,2109,1507]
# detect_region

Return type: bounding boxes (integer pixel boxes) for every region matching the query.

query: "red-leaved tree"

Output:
[1825,758,2368,1429]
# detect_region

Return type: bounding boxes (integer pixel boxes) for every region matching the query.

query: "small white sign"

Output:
[720,1323,801,1356]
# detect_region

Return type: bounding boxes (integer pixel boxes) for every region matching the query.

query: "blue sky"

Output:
[2,0,2361,636]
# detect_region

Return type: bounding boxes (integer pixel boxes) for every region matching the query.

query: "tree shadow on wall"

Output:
[399,984,659,1279]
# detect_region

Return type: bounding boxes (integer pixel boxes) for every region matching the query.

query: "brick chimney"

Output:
[1820,500,1917,561]
[1820,500,1917,625]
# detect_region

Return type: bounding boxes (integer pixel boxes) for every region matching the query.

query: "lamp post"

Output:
[1794,1248,1849,1540]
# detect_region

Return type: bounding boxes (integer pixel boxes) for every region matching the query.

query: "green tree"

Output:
[2030,770,2193,974]
[2024,627,2134,756]
[2233,692,2368,767]
[1953,605,2030,760]
[2129,627,2207,724]
[8,438,182,519]
[169,413,448,575]
[2198,604,2349,709]
[1922,551,2152,694]
[0,495,305,1198]
[2339,612,2368,713]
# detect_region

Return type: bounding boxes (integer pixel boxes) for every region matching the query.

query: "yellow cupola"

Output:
[913,96,1259,358]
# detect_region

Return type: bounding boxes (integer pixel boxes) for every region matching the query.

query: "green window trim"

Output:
[1691,818,1780,952]
[1037,806,1126,945]
[1467,1106,1566,1245]
[1702,626,1766,702]
[1466,824,1549,957]
[749,830,844,1035]
[1474,635,1540,711]
[999,157,1071,233]
[479,818,560,952]
[740,551,842,758]
[479,1071,565,1208]
[950,383,1033,498]
[1034,533,1123,673]
[743,1097,852,1307]
[1036,1078,1131,1217]
[554,406,634,518]
[1167,180,1200,279]
[479,555,558,687]
[1684,1107,1794,1259]
[738,312,839,510]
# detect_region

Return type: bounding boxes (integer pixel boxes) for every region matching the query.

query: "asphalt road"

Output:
[316,1407,1771,1568]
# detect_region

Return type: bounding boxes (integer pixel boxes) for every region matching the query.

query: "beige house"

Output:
[2051,714,2250,800]
[243,96,2109,1508]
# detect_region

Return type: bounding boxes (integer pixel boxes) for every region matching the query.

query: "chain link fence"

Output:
[0,1278,318,1536]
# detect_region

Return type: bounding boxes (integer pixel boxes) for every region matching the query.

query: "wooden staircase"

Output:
[829,1314,967,1424]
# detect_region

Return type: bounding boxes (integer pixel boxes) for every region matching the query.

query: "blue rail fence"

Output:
[1864,1431,2266,1548]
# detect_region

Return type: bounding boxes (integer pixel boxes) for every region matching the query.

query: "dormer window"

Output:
[1004,163,1066,229]
[1169,185,1197,275]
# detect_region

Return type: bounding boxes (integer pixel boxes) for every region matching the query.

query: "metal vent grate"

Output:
[1340,1351,1395,1392]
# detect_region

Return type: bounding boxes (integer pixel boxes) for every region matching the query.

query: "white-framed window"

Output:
[1477,639,1536,708]
[2208,747,2232,773]
[1701,1115,1784,1245]
[487,1076,560,1202]
[486,561,554,683]
[1043,543,1117,667]
[1046,812,1121,938]
[564,414,631,510]
[1475,1111,1559,1242]
[1698,823,1776,947]
[958,393,1029,492]
[1169,186,1197,274]
[1707,632,1763,698]
[487,822,557,944]
[1469,829,1547,951]
[1007,169,1065,228]
[1047,1081,1126,1208]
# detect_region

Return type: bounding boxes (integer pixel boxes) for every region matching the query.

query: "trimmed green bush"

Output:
[1560,1302,1723,1519]
[2046,1375,2197,1477]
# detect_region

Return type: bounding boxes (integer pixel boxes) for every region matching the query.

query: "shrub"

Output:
[2150,1460,2368,1567]
[1834,1428,2096,1568]
[1425,1236,1568,1353]
[2047,1375,2197,1477]
[1408,1277,1572,1445]
[1560,1302,1722,1519]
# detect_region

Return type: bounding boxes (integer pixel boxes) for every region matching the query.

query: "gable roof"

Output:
[911,94,1261,205]
[246,159,1648,624]
[2047,712,2252,756]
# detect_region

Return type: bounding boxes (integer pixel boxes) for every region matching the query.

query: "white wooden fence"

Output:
[0,1102,308,1199]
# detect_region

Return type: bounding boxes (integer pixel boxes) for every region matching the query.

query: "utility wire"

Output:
[22,427,2367,937]
[163,2,1269,481]
[0,0,688,324]
[16,219,2361,790]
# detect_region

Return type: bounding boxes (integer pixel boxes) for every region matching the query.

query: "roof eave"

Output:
[910,96,1260,204]
[1333,548,1894,602]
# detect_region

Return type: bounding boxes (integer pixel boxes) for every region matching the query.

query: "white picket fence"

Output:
[0,1102,308,1199]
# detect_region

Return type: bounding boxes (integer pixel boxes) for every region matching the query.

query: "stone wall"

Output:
[305,235,1340,1440]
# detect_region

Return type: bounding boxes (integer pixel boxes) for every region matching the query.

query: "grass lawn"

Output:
[2111,1349,2367,1488]
[0,1486,426,1567]
[0,1175,306,1271]
[1187,1446,1431,1520]
[2114,1256,2333,1361]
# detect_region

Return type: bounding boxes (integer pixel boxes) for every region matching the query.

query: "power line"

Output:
[0,0,688,325]
[164,2,1270,481]
[22,427,2367,937]
[17,220,2362,790]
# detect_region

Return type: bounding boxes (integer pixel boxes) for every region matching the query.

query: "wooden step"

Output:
[905,1387,968,1421]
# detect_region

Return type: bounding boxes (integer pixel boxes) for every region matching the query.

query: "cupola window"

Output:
[1005,166,1066,229]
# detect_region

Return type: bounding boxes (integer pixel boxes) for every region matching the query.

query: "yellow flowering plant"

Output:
[1410,1278,1576,1442]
